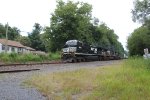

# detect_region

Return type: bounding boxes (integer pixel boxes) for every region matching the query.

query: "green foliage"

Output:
[46,0,93,51]
[91,23,124,57]
[15,36,31,47]
[127,26,150,56]
[21,54,41,62]
[0,52,60,63]
[0,24,6,38]
[130,0,150,56]
[132,0,150,23]
[28,23,46,51]
[40,30,50,52]
[43,0,124,56]
[0,53,10,62]
[0,53,40,63]
[124,57,150,69]
[0,23,20,40]
[48,52,61,60]
[8,27,20,40]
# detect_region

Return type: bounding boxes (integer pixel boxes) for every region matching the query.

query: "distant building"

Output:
[143,48,150,59]
[0,39,35,53]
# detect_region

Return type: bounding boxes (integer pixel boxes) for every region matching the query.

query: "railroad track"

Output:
[0,61,65,73]
[0,60,118,73]
[0,61,64,67]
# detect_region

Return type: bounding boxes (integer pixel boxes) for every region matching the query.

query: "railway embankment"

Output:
[0,60,119,100]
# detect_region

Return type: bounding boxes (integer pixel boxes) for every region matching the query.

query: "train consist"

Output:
[61,40,120,62]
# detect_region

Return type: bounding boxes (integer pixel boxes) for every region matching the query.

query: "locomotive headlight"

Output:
[63,47,76,53]
[63,48,69,52]
[69,47,76,52]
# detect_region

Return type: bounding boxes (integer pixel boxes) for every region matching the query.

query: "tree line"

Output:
[0,0,124,57]
[128,0,150,56]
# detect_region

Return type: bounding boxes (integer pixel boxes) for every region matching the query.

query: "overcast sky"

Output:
[0,0,141,49]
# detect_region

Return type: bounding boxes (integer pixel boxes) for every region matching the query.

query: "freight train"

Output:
[61,40,120,62]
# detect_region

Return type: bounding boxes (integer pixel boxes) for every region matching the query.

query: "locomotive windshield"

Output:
[65,40,78,46]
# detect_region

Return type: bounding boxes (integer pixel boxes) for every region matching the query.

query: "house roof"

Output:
[0,39,36,51]
[24,46,35,51]
[0,39,25,48]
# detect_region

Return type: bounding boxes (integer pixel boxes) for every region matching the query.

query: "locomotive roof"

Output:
[66,40,83,43]
[66,40,115,51]
[67,40,77,42]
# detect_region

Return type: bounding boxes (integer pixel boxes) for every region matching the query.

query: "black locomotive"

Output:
[61,40,120,62]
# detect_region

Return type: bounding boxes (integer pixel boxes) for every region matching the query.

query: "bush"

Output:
[48,52,61,60]
[39,54,49,61]
[124,57,150,69]
[0,52,61,63]
[0,53,10,62]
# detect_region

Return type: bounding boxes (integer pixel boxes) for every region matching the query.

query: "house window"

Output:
[18,48,22,52]
[18,48,21,51]
[11,47,15,52]
[2,45,5,50]
[2,45,9,51]
[7,47,9,51]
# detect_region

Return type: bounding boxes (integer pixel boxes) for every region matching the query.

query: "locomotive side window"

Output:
[78,41,83,48]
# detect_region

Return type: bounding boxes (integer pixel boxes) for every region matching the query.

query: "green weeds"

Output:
[0,52,60,63]
[25,58,150,100]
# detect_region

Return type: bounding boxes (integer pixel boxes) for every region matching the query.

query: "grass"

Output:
[48,52,61,60]
[0,52,61,64]
[25,58,150,100]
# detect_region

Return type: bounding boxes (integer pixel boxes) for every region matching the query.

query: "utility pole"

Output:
[5,22,8,53]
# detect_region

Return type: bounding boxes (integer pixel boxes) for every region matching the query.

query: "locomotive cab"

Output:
[62,40,91,53]
[62,40,92,62]
[63,40,82,53]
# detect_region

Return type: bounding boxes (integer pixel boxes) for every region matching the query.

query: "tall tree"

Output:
[8,27,20,40]
[28,23,45,51]
[128,0,150,56]
[132,0,150,24]
[48,0,92,51]
[0,23,6,38]
[41,27,51,52]
[91,23,124,56]
[43,0,124,55]
[0,23,20,40]
[15,36,31,47]
[127,26,150,56]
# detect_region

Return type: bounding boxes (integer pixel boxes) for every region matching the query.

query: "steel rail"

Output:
[0,61,64,67]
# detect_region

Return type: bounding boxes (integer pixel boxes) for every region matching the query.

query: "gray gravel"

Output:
[0,60,120,100]
[0,72,46,100]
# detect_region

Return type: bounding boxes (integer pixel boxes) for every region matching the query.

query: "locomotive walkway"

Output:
[0,60,120,100]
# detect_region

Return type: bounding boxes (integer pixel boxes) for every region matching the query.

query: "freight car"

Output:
[61,40,120,62]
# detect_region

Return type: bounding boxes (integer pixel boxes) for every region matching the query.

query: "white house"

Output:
[0,39,35,53]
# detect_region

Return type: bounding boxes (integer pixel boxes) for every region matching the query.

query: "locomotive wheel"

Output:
[98,57,102,61]
[77,59,81,62]
[81,58,85,62]
[72,58,77,63]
